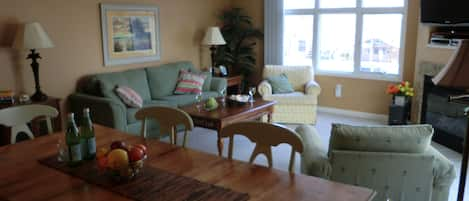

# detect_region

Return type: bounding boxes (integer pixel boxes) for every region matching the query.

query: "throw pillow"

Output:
[329,124,434,154]
[267,74,295,94]
[115,86,143,108]
[174,70,207,94]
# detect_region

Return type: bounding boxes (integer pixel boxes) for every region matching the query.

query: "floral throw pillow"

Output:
[174,70,207,94]
[115,86,143,108]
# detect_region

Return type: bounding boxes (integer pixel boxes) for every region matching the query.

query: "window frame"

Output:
[283,0,408,82]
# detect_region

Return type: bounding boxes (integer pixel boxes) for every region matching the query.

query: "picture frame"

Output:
[100,3,161,66]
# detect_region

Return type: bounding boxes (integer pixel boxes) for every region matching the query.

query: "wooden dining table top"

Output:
[0,125,376,201]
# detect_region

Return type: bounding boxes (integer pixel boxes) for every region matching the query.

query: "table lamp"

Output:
[202,27,226,76]
[432,39,469,201]
[13,22,54,102]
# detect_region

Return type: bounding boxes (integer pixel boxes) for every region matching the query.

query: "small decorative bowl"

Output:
[227,95,250,106]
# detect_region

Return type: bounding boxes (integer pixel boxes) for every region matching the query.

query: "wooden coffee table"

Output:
[180,98,276,156]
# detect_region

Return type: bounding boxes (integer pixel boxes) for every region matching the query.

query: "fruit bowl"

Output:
[106,157,146,182]
[97,141,148,182]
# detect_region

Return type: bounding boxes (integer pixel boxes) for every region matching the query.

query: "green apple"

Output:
[205,97,218,110]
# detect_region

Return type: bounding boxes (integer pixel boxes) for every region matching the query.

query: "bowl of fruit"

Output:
[97,141,148,182]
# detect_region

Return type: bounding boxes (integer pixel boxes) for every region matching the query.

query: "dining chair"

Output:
[220,122,304,173]
[0,104,59,144]
[135,106,194,147]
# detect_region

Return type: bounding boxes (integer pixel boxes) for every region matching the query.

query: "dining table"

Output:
[0,124,376,201]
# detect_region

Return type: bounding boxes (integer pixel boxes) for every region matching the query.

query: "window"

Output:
[283,0,407,81]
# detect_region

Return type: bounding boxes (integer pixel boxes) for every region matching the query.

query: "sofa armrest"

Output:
[258,80,272,97]
[68,93,127,131]
[295,125,331,179]
[305,80,321,96]
[210,77,227,94]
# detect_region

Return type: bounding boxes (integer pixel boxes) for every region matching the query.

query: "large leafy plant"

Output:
[215,8,263,77]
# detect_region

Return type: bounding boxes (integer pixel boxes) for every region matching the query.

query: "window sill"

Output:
[316,71,402,82]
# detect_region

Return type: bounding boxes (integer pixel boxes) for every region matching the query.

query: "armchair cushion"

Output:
[263,92,318,105]
[263,65,314,91]
[330,124,434,154]
[266,74,294,94]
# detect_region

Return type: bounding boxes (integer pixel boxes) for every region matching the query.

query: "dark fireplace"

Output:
[421,75,468,152]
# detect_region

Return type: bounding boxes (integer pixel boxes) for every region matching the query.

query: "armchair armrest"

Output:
[258,80,272,97]
[305,80,321,96]
[68,93,127,131]
[210,77,227,94]
[295,125,331,179]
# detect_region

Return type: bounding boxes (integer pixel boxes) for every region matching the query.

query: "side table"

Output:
[225,75,243,94]
[0,97,62,145]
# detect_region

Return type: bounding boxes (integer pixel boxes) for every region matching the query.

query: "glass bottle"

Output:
[66,113,82,166]
[80,108,96,160]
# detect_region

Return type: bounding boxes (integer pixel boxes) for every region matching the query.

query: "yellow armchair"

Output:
[258,65,321,124]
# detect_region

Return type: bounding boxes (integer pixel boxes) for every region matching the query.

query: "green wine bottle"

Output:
[66,113,82,166]
[80,108,96,160]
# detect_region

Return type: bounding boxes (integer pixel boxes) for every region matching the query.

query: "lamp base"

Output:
[31,90,48,102]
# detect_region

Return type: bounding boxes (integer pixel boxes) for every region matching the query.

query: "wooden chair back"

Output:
[0,104,59,144]
[135,106,194,147]
[220,122,304,172]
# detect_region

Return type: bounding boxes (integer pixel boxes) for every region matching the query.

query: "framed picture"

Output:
[100,4,161,66]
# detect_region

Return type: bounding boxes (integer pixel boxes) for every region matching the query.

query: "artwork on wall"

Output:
[100,4,161,66]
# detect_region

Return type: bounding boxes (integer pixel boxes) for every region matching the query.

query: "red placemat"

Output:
[39,155,249,201]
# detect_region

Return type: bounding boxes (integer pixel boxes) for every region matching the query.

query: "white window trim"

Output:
[284,0,408,82]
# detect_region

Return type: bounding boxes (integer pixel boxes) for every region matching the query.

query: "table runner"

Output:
[39,155,249,201]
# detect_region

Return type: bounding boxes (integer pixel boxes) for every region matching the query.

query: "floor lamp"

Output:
[432,39,469,201]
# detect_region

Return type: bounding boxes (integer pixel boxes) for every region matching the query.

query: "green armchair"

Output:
[296,124,456,201]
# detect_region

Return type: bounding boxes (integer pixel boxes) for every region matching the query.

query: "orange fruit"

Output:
[107,149,129,169]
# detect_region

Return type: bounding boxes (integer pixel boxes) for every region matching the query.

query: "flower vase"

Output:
[394,95,407,106]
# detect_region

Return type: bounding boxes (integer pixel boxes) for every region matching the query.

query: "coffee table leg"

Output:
[267,113,273,123]
[217,124,224,156]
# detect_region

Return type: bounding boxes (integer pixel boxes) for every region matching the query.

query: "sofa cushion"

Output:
[174,70,207,94]
[127,100,176,124]
[267,74,294,94]
[94,68,151,102]
[202,72,212,92]
[330,124,434,154]
[115,86,143,108]
[159,91,220,107]
[146,61,195,99]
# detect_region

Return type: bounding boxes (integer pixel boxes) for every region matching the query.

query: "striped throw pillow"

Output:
[115,86,143,108]
[174,70,207,94]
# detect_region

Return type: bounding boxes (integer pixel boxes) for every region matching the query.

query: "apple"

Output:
[129,147,145,162]
[110,141,127,150]
[134,144,148,155]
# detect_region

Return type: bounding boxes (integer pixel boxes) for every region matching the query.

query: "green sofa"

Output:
[69,61,227,137]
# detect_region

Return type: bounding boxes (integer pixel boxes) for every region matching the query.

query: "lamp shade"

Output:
[202,27,226,46]
[13,22,54,50]
[433,39,469,89]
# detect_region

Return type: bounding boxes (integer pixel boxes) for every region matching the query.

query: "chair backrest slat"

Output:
[220,122,303,173]
[135,106,194,147]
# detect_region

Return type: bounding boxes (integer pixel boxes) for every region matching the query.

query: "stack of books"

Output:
[0,90,14,104]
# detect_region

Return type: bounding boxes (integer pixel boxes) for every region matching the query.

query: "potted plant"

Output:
[215,8,263,90]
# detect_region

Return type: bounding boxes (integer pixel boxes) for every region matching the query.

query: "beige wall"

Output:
[232,0,419,115]
[0,0,230,98]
